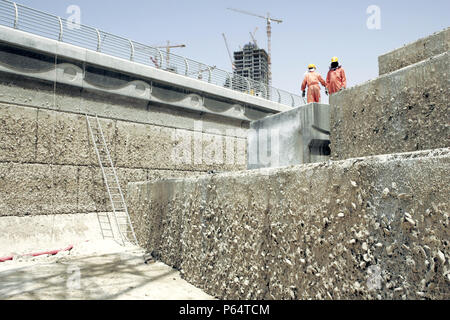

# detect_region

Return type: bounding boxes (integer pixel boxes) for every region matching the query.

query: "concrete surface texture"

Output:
[0,213,102,257]
[378,27,449,75]
[248,103,330,169]
[0,240,214,300]
[0,99,248,216]
[127,148,450,300]
[330,51,449,161]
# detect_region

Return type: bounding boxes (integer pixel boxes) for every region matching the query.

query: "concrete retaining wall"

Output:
[330,52,449,161]
[127,148,450,300]
[0,89,248,217]
[379,27,449,75]
[248,103,330,169]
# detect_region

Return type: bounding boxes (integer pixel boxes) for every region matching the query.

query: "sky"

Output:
[13,0,450,102]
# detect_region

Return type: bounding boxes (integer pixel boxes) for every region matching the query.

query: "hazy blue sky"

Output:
[14,0,450,100]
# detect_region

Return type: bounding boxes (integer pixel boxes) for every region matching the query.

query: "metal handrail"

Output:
[0,0,305,108]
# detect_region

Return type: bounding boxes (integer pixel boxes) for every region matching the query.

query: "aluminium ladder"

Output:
[86,114,138,246]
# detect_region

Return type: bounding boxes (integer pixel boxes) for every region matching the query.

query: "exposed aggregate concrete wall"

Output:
[379,27,449,75]
[330,52,449,161]
[0,98,247,216]
[0,162,203,216]
[127,148,450,300]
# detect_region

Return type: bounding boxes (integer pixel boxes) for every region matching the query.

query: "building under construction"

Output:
[233,42,269,87]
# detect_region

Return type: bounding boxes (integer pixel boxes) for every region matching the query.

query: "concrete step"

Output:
[330,51,449,161]
[378,27,449,76]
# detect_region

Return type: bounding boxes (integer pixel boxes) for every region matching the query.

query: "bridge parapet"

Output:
[0,0,303,115]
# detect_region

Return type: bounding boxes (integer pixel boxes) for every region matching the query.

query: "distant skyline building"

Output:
[233,43,269,88]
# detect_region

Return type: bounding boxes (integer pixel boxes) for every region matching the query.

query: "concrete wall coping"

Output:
[129,147,450,186]
[251,102,329,122]
[0,25,291,114]
[378,27,449,60]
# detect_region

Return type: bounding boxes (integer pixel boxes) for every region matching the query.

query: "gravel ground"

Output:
[0,240,214,300]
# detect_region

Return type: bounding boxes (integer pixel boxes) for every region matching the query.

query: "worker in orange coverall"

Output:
[326,57,347,95]
[301,64,328,103]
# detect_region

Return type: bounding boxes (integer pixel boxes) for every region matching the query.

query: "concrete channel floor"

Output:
[0,240,215,300]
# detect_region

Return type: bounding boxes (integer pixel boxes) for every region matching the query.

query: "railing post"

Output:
[13,2,18,29]
[226,72,233,89]
[277,89,281,103]
[207,66,212,83]
[58,17,63,41]
[245,78,251,94]
[95,29,101,52]
[290,94,295,107]
[129,40,135,61]
[263,83,268,99]
[184,58,189,76]
[156,48,163,68]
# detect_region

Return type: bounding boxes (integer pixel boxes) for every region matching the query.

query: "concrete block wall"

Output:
[127,148,450,300]
[0,79,249,217]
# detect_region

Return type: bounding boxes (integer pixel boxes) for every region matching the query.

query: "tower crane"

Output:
[227,7,283,85]
[153,41,186,70]
[222,33,236,70]
[249,27,258,47]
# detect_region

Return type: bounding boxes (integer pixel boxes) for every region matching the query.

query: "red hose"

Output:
[0,245,74,263]
[0,256,13,263]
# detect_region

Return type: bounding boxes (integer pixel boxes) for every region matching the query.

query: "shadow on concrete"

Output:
[0,252,179,300]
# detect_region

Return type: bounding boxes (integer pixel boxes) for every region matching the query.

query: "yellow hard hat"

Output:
[308,64,316,69]
[331,57,339,63]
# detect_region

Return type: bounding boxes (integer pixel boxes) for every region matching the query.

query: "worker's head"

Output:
[331,57,339,68]
[308,64,316,72]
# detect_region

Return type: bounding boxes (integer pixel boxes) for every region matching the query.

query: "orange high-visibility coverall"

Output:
[301,71,327,103]
[326,66,347,94]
